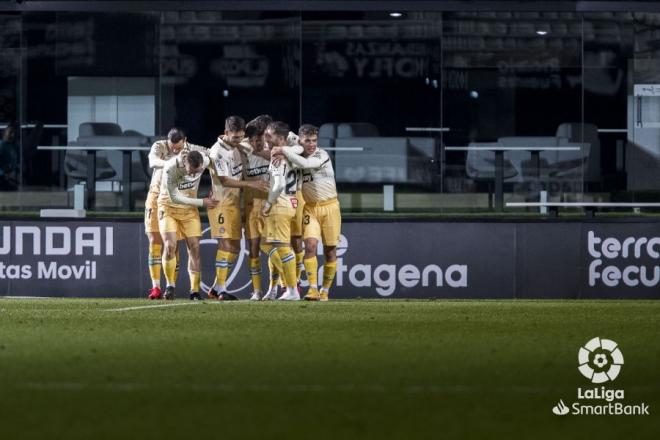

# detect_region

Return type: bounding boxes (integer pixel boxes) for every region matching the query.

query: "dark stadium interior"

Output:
[1,1,659,213]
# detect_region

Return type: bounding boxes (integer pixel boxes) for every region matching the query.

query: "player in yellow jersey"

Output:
[241,118,274,300]
[262,123,306,294]
[274,124,341,301]
[260,121,301,301]
[144,128,186,299]
[158,149,218,300]
[206,116,269,301]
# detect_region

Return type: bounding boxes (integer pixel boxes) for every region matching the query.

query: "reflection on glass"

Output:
[0,9,658,214]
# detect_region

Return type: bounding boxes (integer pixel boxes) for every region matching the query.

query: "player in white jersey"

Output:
[273,124,341,301]
[144,128,185,300]
[206,116,269,301]
[158,149,217,300]
[259,121,301,301]
[241,118,274,300]
[264,125,306,293]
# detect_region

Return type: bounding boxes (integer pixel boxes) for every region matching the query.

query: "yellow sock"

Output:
[174,245,180,283]
[215,250,230,288]
[162,256,177,286]
[261,244,278,288]
[304,256,318,289]
[148,243,162,287]
[249,257,262,292]
[227,251,238,278]
[295,251,305,282]
[189,270,201,292]
[322,261,337,290]
[276,246,297,288]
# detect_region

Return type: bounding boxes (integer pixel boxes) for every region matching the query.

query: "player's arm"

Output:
[268,145,304,167]
[148,141,167,169]
[287,131,300,146]
[263,163,285,216]
[211,153,269,193]
[237,140,253,155]
[282,148,326,170]
[165,160,215,208]
[187,143,210,155]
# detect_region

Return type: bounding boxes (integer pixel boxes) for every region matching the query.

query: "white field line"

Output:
[20,382,658,394]
[1,296,53,299]
[108,302,201,312]
[12,382,550,393]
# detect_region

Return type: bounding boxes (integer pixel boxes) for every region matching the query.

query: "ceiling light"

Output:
[389,12,403,18]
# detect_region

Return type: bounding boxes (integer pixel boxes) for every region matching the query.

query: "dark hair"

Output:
[245,120,266,139]
[167,127,186,144]
[253,114,273,127]
[186,150,204,168]
[298,124,318,137]
[266,121,289,138]
[225,115,246,133]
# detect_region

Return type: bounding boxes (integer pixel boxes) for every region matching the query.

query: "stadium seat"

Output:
[555,123,600,183]
[65,122,152,189]
[336,122,379,138]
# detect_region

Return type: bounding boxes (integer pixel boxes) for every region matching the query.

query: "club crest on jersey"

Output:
[291,198,298,209]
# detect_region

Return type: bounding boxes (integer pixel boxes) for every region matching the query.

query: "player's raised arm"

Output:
[148,141,168,169]
[262,161,286,216]
[149,127,188,169]
[165,153,216,208]
[282,148,326,170]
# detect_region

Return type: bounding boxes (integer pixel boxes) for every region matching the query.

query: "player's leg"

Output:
[302,208,322,300]
[270,243,298,301]
[291,193,306,284]
[318,201,342,301]
[161,231,178,300]
[260,222,284,301]
[320,245,337,301]
[213,238,241,300]
[145,192,163,299]
[245,201,264,300]
[246,206,265,300]
[146,232,163,299]
[182,210,203,300]
[262,208,298,300]
[302,238,320,301]
[158,206,180,300]
[208,204,241,300]
[185,236,202,300]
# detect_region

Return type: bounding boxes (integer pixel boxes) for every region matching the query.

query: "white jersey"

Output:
[243,145,271,202]
[283,147,337,203]
[147,140,205,194]
[208,138,244,206]
[158,153,211,209]
[267,157,298,210]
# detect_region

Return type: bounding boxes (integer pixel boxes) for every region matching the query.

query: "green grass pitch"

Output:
[0,299,658,439]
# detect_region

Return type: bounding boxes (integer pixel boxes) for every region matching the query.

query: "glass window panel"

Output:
[442,11,584,212]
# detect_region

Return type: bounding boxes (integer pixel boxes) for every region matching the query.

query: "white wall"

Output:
[67,77,155,140]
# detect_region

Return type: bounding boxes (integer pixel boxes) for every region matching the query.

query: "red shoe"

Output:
[147,286,162,300]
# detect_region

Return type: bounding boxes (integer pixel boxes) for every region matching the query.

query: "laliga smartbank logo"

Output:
[551,337,649,417]
[577,337,623,384]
